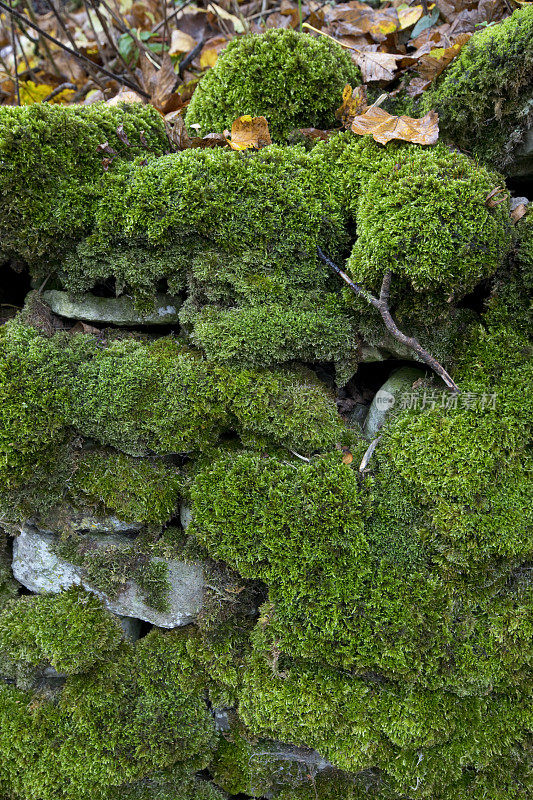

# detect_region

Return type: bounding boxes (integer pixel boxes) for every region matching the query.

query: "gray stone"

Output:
[117,615,143,641]
[34,509,143,535]
[180,503,192,531]
[12,526,204,628]
[43,290,181,326]
[363,366,425,439]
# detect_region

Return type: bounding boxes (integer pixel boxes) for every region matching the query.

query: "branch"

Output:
[317,247,460,393]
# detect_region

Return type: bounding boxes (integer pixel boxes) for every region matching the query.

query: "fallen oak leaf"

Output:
[225,115,272,151]
[351,107,439,145]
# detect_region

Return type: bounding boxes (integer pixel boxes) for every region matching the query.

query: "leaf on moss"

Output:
[225,115,272,151]
[416,33,471,81]
[351,107,439,145]
[335,84,368,127]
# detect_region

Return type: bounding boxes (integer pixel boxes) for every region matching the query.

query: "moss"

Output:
[70,449,183,526]
[348,144,511,300]
[0,320,346,514]
[0,587,122,674]
[0,102,168,267]
[185,299,358,382]
[0,531,16,611]
[237,649,530,795]
[382,325,532,567]
[185,29,361,139]
[0,630,217,800]
[420,6,533,173]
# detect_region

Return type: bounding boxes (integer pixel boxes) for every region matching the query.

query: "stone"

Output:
[12,526,204,628]
[43,290,181,326]
[117,615,143,641]
[180,503,192,531]
[33,509,143,535]
[363,366,425,439]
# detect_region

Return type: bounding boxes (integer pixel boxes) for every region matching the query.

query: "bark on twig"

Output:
[317,247,460,393]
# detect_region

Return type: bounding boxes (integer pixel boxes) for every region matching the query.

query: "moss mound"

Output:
[420,5,533,173]
[185,29,361,139]
[0,102,168,267]
[0,587,122,674]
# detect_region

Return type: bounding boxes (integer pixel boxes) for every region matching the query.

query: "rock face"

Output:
[34,509,143,535]
[12,526,204,628]
[363,366,425,439]
[43,290,181,326]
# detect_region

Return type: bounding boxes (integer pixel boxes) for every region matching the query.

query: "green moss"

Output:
[348,144,511,300]
[420,6,533,173]
[53,536,172,613]
[237,649,530,795]
[0,102,168,267]
[185,300,358,381]
[0,630,217,800]
[70,449,183,526]
[0,587,122,674]
[185,29,361,139]
[382,325,533,566]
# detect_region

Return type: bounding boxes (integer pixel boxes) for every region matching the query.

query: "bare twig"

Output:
[9,0,20,105]
[97,0,162,67]
[23,0,62,77]
[317,247,460,393]
[46,0,107,90]
[152,0,195,33]
[359,436,381,472]
[85,0,140,82]
[42,81,76,101]
[0,0,150,97]
[177,37,204,81]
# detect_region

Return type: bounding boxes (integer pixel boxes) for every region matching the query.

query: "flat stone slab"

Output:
[12,526,203,628]
[43,290,181,326]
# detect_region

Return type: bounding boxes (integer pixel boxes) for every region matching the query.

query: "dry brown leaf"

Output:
[354,50,404,82]
[165,111,227,150]
[351,107,439,145]
[225,115,272,150]
[511,204,528,224]
[150,54,178,111]
[106,89,145,105]
[416,34,471,81]
[335,84,368,127]
[169,29,197,55]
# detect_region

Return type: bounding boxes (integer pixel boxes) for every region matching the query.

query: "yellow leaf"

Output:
[200,48,219,69]
[335,84,368,127]
[351,107,439,146]
[169,29,196,56]
[226,116,272,151]
[18,81,75,105]
[397,4,424,30]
